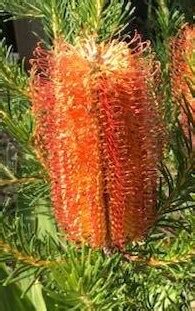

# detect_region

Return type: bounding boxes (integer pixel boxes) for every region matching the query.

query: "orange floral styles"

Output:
[30,34,164,249]
[171,25,195,143]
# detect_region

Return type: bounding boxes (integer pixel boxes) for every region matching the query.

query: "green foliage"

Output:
[147,0,185,128]
[157,126,195,215]
[0,204,194,310]
[0,0,134,43]
[154,0,185,41]
[65,0,135,42]
[152,0,183,83]
[0,0,194,310]
[0,39,28,97]
[48,248,126,310]
[0,267,35,311]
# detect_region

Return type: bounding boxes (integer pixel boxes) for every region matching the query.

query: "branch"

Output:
[0,239,63,268]
[0,177,42,187]
[158,0,170,25]
[1,237,194,269]
[121,250,195,267]
[147,253,195,266]
[0,161,43,186]
[0,162,16,179]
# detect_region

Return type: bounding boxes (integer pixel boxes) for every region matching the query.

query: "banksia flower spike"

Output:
[171,24,195,146]
[30,33,164,249]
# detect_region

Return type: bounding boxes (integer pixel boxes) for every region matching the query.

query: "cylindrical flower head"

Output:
[171,25,195,144]
[30,34,164,248]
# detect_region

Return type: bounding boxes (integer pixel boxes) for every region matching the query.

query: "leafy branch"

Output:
[148,1,185,127]
[0,0,135,42]
[0,0,42,18]
[0,199,193,309]
[0,39,28,97]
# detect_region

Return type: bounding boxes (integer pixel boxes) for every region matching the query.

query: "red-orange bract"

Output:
[29,34,164,248]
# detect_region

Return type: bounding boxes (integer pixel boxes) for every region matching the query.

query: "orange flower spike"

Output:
[30,34,164,249]
[171,25,195,135]
[30,39,107,247]
[91,40,164,247]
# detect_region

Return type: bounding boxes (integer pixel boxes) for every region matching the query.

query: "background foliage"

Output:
[0,0,194,310]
